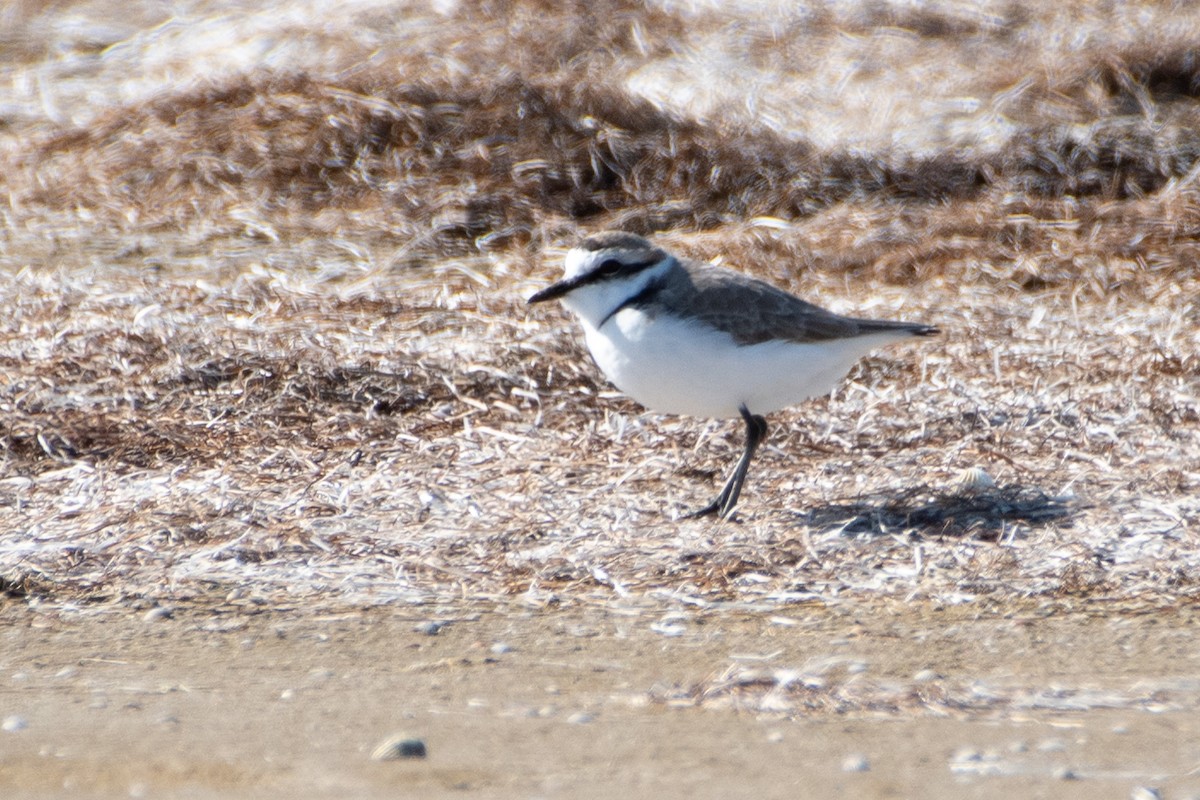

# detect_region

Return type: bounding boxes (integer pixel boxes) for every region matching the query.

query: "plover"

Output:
[529,231,938,519]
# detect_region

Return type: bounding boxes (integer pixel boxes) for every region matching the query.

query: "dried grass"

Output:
[0,0,1198,614]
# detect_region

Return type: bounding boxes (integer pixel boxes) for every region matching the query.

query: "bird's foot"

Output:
[682,497,737,520]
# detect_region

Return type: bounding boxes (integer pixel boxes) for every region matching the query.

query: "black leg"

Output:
[686,405,768,519]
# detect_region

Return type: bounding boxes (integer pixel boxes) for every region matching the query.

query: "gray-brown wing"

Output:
[658,262,935,346]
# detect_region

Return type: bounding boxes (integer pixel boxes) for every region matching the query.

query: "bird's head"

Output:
[528,231,672,328]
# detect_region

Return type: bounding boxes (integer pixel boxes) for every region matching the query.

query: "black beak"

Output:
[527,277,578,304]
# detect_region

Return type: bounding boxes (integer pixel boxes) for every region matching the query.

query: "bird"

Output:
[528,230,939,519]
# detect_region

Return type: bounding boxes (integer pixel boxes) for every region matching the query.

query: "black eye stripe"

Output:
[529,251,663,305]
[587,255,657,283]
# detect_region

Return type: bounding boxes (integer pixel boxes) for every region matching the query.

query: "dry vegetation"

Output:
[1,0,1197,614]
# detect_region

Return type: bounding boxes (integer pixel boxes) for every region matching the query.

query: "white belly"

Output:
[582,309,908,419]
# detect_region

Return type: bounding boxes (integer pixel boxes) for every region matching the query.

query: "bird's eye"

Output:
[596,258,622,277]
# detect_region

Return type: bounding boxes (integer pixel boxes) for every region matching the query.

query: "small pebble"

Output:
[951,747,982,763]
[1130,787,1162,800]
[567,712,594,725]
[1112,724,1130,735]
[766,730,784,743]
[55,667,77,679]
[306,668,335,684]
[1037,738,1066,752]
[958,466,996,492]
[947,746,1005,776]
[143,606,174,622]
[414,621,444,636]
[490,642,512,655]
[371,734,427,761]
[913,669,941,683]
[649,621,686,637]
[2,715,28,733]
[1052,766,1079,781]
[841,754,870,773]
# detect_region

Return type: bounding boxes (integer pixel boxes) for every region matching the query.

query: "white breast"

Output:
[581,308,908,419]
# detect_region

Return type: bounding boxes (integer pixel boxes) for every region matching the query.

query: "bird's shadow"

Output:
[788,483,1078,540]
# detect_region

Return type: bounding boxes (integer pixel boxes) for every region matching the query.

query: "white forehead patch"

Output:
[562,247,595,280]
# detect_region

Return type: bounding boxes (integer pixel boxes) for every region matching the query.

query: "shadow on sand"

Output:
[791,484,1078,540]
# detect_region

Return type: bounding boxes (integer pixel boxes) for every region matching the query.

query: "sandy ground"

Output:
[3,599,1200,799]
